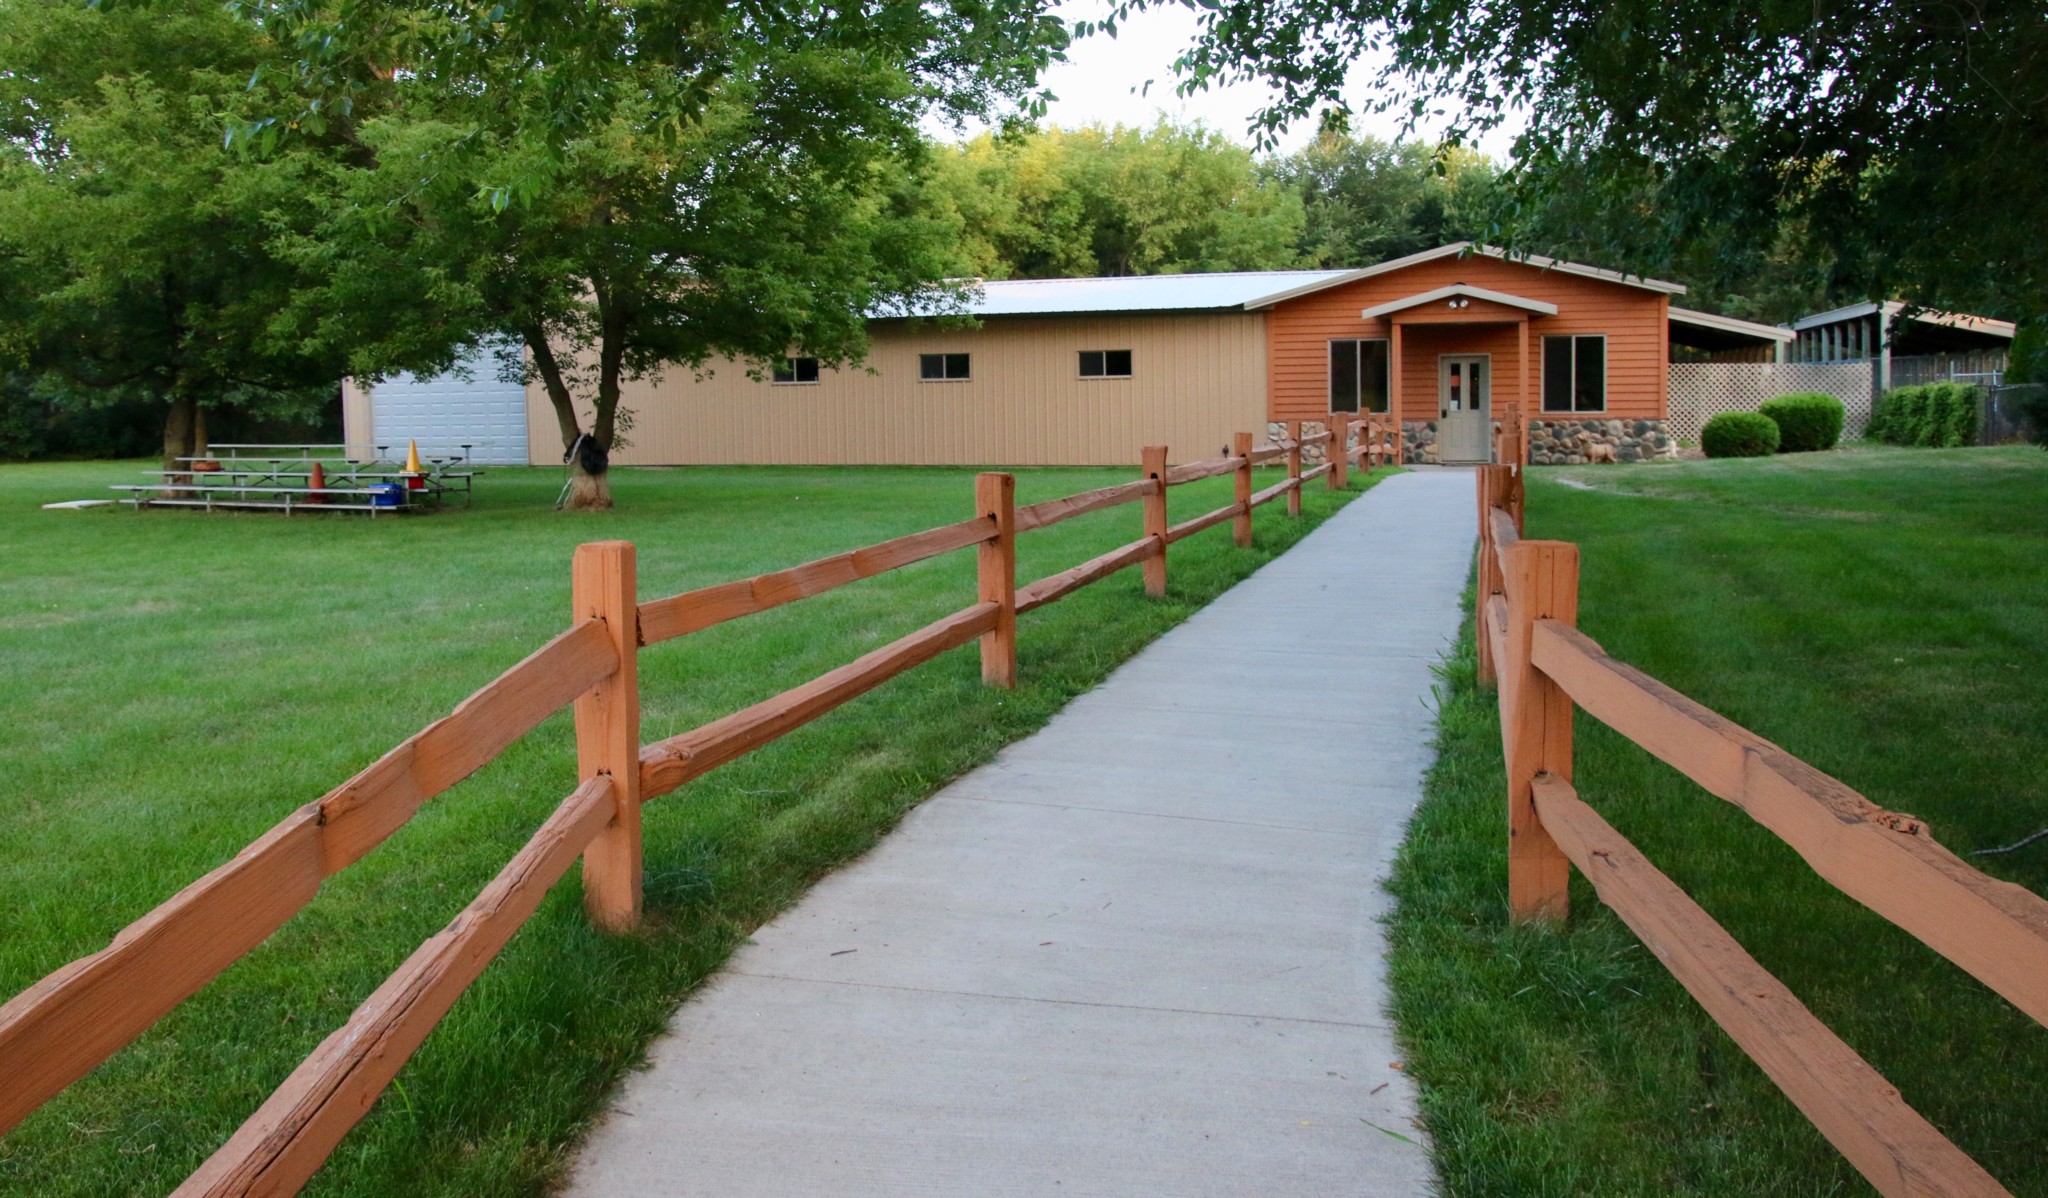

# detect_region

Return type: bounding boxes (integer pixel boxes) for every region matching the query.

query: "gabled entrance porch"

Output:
[1361,283,1558,465]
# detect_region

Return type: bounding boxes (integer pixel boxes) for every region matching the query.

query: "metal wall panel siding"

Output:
[368,340,529,465]
[523,314,1268,466]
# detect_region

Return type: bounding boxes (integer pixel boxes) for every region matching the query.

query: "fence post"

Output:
[977,472,1017,688]
[1141,445,1168,597]
[572,540,642,932]
[1475,466,1499,689]
[1504,539,1578,923]
[1329,413,1350,489]
[1285,420,1302,517]
[1498,423,1524,469]
[1232,431,1254,547]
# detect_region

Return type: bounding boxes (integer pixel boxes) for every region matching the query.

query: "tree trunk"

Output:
[559,298,627,513]
[525,325,583,451]
[563,459,612,510]
[524,324,613,511]
[159,394,202,500]
[162,394,199,472]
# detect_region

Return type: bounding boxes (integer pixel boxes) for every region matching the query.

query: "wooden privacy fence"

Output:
[1475,427,2045,1198]
[0,421,1379,1197]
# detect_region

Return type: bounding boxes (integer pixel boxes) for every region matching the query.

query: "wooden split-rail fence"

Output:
[1477,427,2044,1198]
[0,418,1394,1196]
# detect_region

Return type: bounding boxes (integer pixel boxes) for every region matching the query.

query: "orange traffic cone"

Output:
[403,440,426,491]
[306,461,327,505]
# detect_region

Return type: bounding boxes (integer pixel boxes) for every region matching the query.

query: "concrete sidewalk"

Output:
[565,469,1475,1197]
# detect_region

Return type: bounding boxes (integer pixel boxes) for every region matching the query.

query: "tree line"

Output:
[0,0,1062,505]
[3,0,2036,494]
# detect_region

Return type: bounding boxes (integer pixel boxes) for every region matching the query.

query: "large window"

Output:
[1079,349,1133,378]
[919,352,971,381]
[1542,335,1606,412]
[1329,340,1390,413]
[772,356,820,385]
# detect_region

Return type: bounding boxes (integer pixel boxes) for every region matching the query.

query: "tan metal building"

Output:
[549,308,1272,467]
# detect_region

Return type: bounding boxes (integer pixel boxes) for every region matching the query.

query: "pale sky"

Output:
[928,0,1527,160]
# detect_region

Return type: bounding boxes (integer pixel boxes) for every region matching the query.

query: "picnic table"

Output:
[111,443,483,515]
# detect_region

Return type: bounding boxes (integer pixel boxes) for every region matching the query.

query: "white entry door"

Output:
[1437,355,1492,464]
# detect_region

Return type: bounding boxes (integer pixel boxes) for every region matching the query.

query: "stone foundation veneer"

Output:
[1265,419,1444,466]
[1402,421,1439,464]
[1267,416,1677,466]
[1266,420,1338,465]
[1525,417,1677,465]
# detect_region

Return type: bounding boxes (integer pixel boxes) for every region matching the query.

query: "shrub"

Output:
[1870,383,1981,448]
[1759,392,1846,452]
[1702,411,1780,458]
[1865,390,1893,442]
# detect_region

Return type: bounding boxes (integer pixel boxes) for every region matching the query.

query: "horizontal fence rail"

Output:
[175,777,620,1198]
[1473,435,2041,1197]
[638,516,996,645]
[0,617,620,1138]
[0,416,1382,1195]
[1530,775,2008,1198]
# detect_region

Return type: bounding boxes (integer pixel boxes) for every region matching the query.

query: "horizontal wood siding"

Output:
[527,314,1267,466]
[1267,257,1670,424]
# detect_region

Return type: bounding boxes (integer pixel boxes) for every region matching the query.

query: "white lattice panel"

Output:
[1668,362,1873,443]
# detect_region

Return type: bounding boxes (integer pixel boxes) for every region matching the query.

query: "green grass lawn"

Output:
[1391,445,2048,1196]
[0,457,1375,1197]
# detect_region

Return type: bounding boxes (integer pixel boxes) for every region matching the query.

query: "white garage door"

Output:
[371,340,529,466]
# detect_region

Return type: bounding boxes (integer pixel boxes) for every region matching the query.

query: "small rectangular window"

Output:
[772,356,820,385]
[920,352,970,381]
[1542,335,1606,412]
[1079,349,1133,378]
[1329,339,1390,413]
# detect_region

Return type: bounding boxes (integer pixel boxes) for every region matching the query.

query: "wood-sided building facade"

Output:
[1250,244,1683,463]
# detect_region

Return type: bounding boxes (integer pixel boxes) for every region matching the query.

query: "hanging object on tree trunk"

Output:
[557,432,613,511]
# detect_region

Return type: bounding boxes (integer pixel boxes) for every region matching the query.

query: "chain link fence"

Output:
[1983,384,2044,445]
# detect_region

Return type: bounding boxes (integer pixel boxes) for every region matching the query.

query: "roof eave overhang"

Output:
[1360,284,1559,320]
[1792,301,2016,339]
[1668,306,1794,343]
[1244,241,1686,310]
